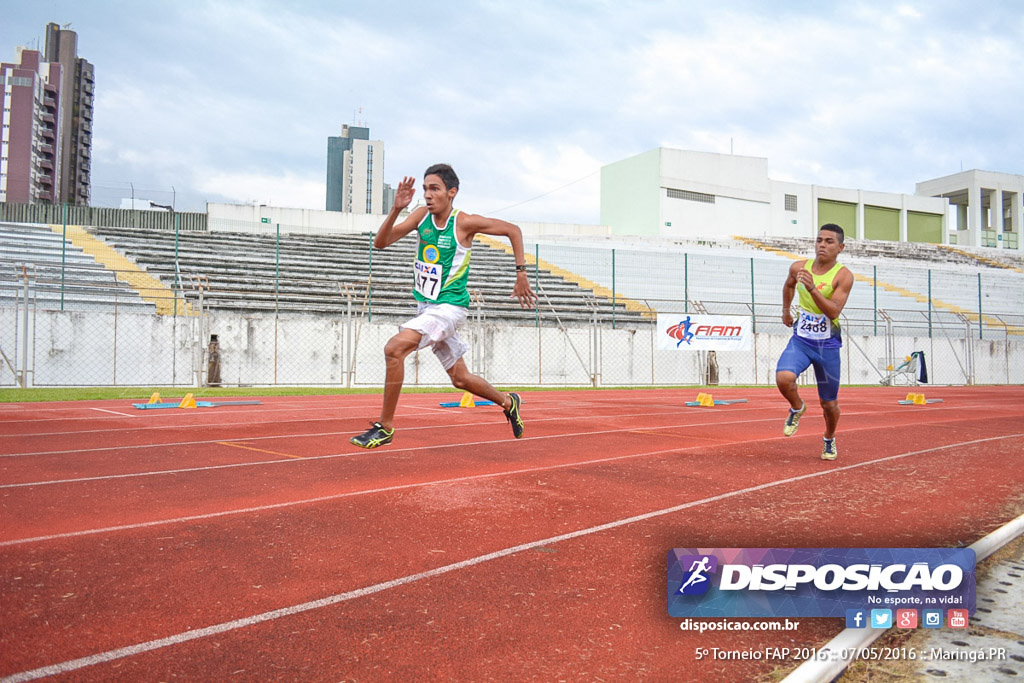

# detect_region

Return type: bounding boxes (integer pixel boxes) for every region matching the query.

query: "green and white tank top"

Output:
[794,260,844,347]
[412,208,471,308]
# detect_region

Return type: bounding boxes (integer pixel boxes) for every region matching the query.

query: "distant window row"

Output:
[667,188,715,204]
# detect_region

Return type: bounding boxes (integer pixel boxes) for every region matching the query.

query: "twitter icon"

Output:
[870,609,893,628]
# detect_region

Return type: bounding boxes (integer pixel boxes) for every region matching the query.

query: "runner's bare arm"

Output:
[781,260,803,327]
[807,267,854,319]
[458,214,538,309]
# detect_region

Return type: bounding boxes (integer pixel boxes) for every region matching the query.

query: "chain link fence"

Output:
[3,219,1024,389]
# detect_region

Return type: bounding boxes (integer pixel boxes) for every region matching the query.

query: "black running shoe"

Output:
[504,392,524,439]
[350,422,394,449]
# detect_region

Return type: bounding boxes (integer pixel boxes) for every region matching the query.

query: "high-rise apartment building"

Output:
[326,124,387,213]
[44,22,93,205]
[0,49,62,203]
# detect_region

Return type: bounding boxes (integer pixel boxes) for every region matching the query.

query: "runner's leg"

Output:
[446,358,508,408]
[378,328,422,430]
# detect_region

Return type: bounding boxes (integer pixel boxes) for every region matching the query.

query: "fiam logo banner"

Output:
[667,548,976,618]
[656,314,752,351]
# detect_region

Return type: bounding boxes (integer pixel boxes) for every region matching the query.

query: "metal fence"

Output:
[2,267,1022,389]
[0,202,207,232]
[3,220,1024,388]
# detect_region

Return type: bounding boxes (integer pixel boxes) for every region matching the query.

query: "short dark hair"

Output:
[820,223,845,244]
[424,163,459,191]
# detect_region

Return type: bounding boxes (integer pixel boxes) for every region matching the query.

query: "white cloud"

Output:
[197,169,325,209]
[3,1,1022,221]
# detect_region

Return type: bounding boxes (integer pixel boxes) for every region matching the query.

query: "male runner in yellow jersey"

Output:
[351,164,537,449]
[776,224,854,461]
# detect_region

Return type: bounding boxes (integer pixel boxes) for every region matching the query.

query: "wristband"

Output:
[515,264,528,272]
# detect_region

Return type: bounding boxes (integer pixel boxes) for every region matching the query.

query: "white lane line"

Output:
[0,405,730,458]
[0,398,399,425]
[1,415,391,443]
[0,441,734,546]
[0,402,394,430]
[89,408,136,418]
[2,434,1019,683]
[0,411,1001,489]
[2,397,1000,459]
[4,430,1021,548]
[0,394,723,438]
[0,392,620,426]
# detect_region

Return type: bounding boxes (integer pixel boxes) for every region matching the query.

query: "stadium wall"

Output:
[206,202,609,238]
[4,308,1021,388]
[600,148,948,244]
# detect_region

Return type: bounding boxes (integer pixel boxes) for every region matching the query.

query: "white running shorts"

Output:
[400,302,470,371]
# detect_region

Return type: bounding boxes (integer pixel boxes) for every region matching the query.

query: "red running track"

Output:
[1,386,1023,681]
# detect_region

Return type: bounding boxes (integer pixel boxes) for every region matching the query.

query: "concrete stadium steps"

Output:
[731,235,1024,334]
[85,226,650,325]
[520,238,921,318]
[737,234,1024,272]
[938,244,1024,273]
[509,234,1023,339]
[48,224,187,315]
[0,222,155,312]
[1,222,93,264]
[474,234,654,317]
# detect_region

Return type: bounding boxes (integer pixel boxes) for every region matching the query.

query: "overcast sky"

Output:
[3,1,1022,224]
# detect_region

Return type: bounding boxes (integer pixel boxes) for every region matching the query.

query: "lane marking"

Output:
[3,433,1021,682]
[0,393,618,427]
[3,431,1021,546]
[0,403,696,456]
[0,412,1009,490]
[0,402,1000,459]
[88,408,136,418]
[4,390,1014,443]
[215,441,303,460]
[1,388,1016,429]
[0,406,423,439]
[415,405,458,413]
[628,429,728,442]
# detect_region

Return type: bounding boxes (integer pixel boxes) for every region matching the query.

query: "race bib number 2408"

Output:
[797,310,830,340]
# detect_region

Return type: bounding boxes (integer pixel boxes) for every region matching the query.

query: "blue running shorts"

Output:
[777,336,842,402]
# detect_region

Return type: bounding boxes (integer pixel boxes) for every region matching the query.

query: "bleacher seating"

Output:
[5,218,1021,338]
[744,235,1023,270]
[521,234,1024,339]
[737,236,1024,330]
[86,226,650,325]
[0,222,154,311]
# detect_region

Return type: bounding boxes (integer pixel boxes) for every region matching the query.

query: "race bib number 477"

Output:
[414,260,442,300]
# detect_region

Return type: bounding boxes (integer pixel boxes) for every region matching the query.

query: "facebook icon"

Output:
[846,609,867,628]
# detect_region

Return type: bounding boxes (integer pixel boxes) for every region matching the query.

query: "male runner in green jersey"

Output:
[351,164,537,449]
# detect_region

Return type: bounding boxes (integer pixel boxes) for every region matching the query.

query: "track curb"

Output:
[782,511,1024,683]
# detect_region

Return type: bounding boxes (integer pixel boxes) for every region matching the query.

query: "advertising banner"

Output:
[656,314,752,351]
